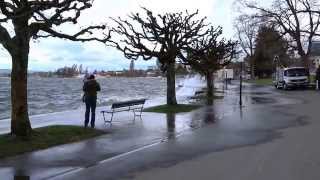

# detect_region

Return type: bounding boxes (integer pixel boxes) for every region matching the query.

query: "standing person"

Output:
[83,74,101,128]
[316,65,320,90]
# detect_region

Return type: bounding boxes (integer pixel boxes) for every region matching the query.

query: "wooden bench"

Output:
[101,99,146,123]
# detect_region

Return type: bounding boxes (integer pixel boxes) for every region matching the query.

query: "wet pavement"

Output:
[0,82,310,180]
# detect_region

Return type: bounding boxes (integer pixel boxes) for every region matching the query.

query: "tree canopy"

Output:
[110,7,211,105]
[183,26,237,75]
[0,0,110,136]
[243,0,320,66]
[110,7,210,71]
[182,26,237,98]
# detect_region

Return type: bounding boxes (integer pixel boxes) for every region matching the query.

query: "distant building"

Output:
[311,41,320,64]
[129,60,135,72]
[115,71,123,75]
[216,69,234,81]
[147,66,158,71]
[311,41,320,56]
[310,41,320,72]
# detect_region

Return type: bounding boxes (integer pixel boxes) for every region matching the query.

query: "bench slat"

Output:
[112,99,146,109]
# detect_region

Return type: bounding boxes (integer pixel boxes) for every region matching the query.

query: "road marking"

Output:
[47,131,185,180]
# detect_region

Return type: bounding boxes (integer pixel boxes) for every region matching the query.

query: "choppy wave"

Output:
[0,76,205,120]
[0,77,168,120]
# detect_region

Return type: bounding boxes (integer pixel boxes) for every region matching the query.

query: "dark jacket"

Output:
[83,79,101,98]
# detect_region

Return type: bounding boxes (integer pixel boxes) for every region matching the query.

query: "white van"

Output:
[216,69,234,81]
[273,67,309,90]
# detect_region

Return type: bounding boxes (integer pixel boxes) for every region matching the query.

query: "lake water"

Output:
[0,76,205,120]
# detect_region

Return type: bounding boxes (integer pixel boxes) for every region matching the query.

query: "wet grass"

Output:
[144,104,201,113]
[0,125,105,159]
[310,75,316,83]
[245,78,273,86]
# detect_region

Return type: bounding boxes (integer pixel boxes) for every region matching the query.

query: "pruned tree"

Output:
[234,14,260,79]
[243,0,320,67]
[110,8,209,105]
[0,0,109,137]
[182,26,237,99]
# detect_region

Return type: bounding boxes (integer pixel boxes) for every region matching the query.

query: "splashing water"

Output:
[176,75,205,99]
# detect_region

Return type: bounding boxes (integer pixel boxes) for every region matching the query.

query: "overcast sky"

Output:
[0,0,238,72]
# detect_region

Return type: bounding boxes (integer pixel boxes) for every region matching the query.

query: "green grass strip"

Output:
[0,125,105,159]
[245,78,273,86]
[144,104,201,114]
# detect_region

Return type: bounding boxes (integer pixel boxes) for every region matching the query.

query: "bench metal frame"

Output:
[101,99,146,123]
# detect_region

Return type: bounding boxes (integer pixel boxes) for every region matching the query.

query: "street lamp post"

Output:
[239,61,243,106]
[225,68,228,90]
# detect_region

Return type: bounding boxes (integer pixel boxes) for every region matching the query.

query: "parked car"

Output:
[273,67,309,90]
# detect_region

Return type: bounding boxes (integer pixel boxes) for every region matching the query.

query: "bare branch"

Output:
[0,0,110,43]
[243,0,320,66]
[110,7,210,72]
[0,24,13,51]
[36,24,109,43]
[182,26,238,74]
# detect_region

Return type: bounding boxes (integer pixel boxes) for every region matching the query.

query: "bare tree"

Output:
[234,14,260,78]
[182,26,237,100]
[110,8,209,105]
[244,0,320,67]
[0,0,109,137]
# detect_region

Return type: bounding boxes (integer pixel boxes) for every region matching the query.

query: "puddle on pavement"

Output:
[164,92,292,139]
[160,90,307,157]
[120,99,308,180]
[250,97,276,104]
[129,106,308,179]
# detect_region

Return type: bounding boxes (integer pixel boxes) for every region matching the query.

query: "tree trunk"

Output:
[10,46,32,137]
[166,113,176,132]
[206,72,214,105]
[166,61,177,105]
[250,57,255,80]
[301,55,310,69]
[206,72,214,98]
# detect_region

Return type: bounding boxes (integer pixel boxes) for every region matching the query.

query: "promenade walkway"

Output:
[0,83,306,180]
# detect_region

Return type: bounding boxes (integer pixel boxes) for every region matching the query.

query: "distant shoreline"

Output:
[0,75,170,79]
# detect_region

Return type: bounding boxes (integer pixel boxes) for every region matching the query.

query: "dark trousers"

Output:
[85,96,97,127]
